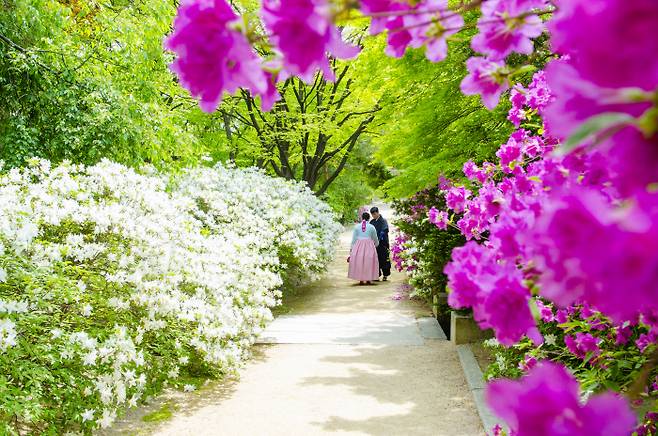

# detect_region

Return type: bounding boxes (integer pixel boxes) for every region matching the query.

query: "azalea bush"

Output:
[390,187,465,303]
[482,301,658,435]
[0,159,339,433]
[174,164,339,285]
[419,65,658,433]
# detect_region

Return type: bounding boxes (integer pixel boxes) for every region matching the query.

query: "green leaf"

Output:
[556,112,636,155]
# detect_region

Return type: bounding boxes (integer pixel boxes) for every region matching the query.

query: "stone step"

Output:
[257,313,445,346]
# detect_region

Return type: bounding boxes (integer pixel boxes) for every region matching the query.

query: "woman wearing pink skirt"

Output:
[348,212,380,285]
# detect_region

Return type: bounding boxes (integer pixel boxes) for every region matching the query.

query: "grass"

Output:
[142,403,175,423]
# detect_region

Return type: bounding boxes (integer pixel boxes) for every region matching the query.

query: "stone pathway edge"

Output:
[456,344,500,436]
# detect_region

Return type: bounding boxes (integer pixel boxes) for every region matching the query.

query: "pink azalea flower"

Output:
[445,186,471,213]
[428,207,449,230]
[488,214,528,259]
[508,87,528,126]
[507,72,553,126]
[383,15,413,58]
[165,0,276,112]
[525,71,552,112]
[445,241,493,309]
[554,309,568,324]
[543,1,658,196]
[527,188,658,323]
[261,0,359,83]
[463,161,489,183]
[543,60,651,141]
[445,242,541,346]
[496,135,523,170]
[615,324,633,346]
[359,0,409,35]
[460,57,509,109]
[471,0,546,60]
[564,332,601,360]
[604,128,658,198]
[534,299,554,323]
[477,271,541,346]
[438,175,452,190]
[518,354,537,372]
[404,0,464,62]
[549,0,658,91]
[486,361,636,436]
[636,331,658,353]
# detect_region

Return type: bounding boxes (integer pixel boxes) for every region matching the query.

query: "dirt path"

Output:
[108,205,483,436]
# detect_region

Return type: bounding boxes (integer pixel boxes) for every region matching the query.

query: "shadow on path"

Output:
[302,342,480,436]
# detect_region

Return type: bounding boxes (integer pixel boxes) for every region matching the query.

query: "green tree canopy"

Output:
[0,0,206,168]
[216,60,381,195]
[356,35,513,198]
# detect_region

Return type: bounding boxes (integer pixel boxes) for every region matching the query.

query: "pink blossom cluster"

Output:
[360,0,463,62]
[445,241,540,346]
[262,0,360,82]
[564,332,601,360]
[165,0,358,112]
[461,0,548,109]
[164,0,278,112]
[440,66,658,345]
[529,299,657,360]
[543,0,658,198]
[427,206,448,230]
[508,71,552,127]
[486,361,636,436]
[391,234,413,272]
[435,70,644,432]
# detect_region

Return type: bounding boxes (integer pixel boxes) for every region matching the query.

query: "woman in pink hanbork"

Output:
[347,211,380,285]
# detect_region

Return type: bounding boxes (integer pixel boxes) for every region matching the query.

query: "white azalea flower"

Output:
[0,319,17,351]
[97,409,116,428]
[81,409,95,422]
[83,351,97,366]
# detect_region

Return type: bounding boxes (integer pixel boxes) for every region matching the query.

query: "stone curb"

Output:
[456,344,499,435]
[418,316,448,340]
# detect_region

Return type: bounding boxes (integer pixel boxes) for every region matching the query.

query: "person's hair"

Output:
[370,207,379,214]
[361,212,370,221]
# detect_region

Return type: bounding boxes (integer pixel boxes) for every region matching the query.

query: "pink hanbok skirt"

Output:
[348,239,379,281]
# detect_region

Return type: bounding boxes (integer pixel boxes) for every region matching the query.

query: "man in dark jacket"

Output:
[370,207,391,281]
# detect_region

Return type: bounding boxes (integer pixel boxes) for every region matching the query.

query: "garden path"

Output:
[108,204,482,436]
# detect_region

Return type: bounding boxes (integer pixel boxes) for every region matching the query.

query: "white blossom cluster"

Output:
[0,159,339,432]
[174,164,340,281]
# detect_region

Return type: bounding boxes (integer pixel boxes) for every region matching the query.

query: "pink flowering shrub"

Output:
[391,187,466,303]
[486,361,636,436]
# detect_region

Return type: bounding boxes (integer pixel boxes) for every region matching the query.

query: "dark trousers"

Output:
[376,243,391,277]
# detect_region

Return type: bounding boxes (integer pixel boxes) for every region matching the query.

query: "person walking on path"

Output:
[370,206,392,281]
[348,211,380,285]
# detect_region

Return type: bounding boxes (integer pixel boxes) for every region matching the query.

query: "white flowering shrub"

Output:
[0,159,339,433]
[174,165,340,285]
